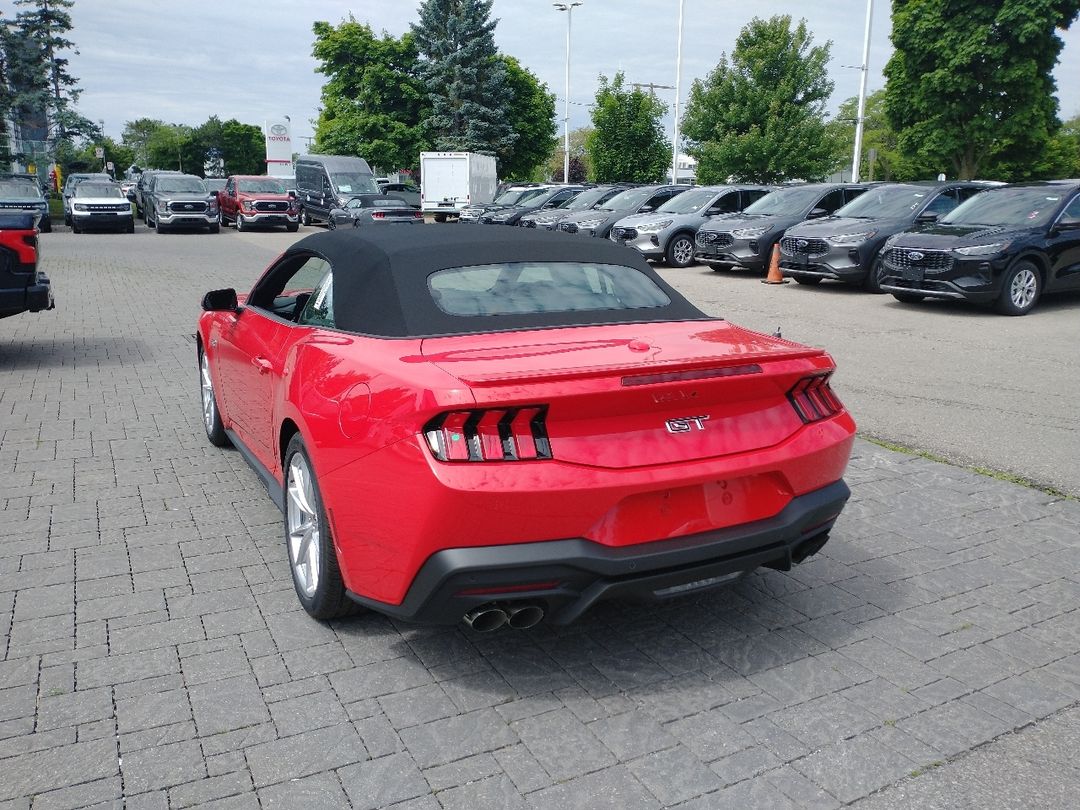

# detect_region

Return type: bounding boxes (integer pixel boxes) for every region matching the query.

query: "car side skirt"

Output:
[225,428,285,512]
[345,479,850,626]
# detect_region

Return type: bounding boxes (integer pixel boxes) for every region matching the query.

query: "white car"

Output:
[69,181,135,234]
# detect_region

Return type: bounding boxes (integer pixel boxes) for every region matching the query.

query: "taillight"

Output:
[413,211,423,219]
[372,212,385,220]
[424,406,552,462]
[788,373,843,423]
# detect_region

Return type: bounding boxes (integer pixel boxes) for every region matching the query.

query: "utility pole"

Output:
[672,0,685,184]
[852,0,874,182]
[554,2,582,183]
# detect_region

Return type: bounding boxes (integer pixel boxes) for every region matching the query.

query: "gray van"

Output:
[295,155,379,226]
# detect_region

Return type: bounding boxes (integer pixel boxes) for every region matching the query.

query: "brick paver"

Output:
[1,229,1078,807]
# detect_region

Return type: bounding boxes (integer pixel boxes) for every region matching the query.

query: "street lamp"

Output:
[672,0,685,184]
[852,0,874,181]
[553,1,582,183]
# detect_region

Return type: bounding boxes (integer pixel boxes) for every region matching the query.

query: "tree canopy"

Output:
[411,0,516,159]
[884,0,1080,180]
[132,117,264,176]
[682,15,841,184]
[586,73,671,183]
[312,17,429,172]
[497,55,557,180]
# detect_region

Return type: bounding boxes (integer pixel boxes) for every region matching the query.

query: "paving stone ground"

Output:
[1,228,1078,808]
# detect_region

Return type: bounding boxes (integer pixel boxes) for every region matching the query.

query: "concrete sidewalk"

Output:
[1,231,1077,809]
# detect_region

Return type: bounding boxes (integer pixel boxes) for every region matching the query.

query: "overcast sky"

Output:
[65,0,1080,154]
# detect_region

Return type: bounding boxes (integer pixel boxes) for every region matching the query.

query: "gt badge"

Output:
[665,415,710,433]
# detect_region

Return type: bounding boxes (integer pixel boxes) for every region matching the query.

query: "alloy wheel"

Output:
[672,238,694,266]
[1010,266,1038,310]
[199,353,215,433]
[286,454,321,598]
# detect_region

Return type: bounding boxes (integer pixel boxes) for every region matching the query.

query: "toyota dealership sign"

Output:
[264,119,293,177]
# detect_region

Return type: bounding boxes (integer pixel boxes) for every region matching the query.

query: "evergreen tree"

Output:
[411,0,516,159]
[681,16,840,184]
[11,0,80,138]
[586,73,670,183]
[884,0,1080,180]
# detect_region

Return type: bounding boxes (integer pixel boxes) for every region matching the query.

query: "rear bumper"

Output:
[0,273,53,317]
[348,479,850,626]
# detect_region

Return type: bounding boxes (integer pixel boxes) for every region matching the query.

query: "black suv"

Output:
[558,184,687,239]
[780,182,987,290]
[695,183,872,272]
[518,185,632,230]
[0,175,51,232]
[878,181,1080,315]
[478,185,586,225]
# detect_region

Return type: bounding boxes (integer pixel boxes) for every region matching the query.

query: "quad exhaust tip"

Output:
[463,602,545,632]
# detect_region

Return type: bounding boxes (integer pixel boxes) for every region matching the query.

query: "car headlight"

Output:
[731,225,772,238]
[883,234,903,249]
[577,218,603,228]
[953,242,1009,256]
[826,230,876,245]
[490,211,515,221]
[634,220,673,233]
[73,203,86,211]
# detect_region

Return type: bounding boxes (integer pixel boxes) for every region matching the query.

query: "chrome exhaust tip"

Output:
[505,604,544,630]
[462,605,508,632]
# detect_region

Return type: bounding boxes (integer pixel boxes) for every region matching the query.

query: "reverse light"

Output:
[788,373,844,423]
[424,406,552,462]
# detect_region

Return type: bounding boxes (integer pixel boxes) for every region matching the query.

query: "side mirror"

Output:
[201,288,238,312]
[916,211,940,223]
[126,192,136,201]
[640,204,656,213]
[807,207,828,219]
[210,190,219,199]
[288,190,296,198]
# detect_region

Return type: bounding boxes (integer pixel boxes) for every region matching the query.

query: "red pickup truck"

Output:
[0,213,53,319]
[215,176,299,232]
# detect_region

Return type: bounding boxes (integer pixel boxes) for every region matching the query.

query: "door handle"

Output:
[252,357,272,374]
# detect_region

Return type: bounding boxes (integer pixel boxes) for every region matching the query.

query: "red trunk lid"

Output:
[420,321,833,470]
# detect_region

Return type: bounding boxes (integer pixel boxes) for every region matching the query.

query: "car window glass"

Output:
[1060,195,1080,219]
[710,192,741,214]
[645,191,672,210]
[844,187,868,205]
[250,255,331,312]
[297,270,334,328]
[429,261,671,316]
[923,192,959,215]
[957,187,983,201]
[817,189,846,212]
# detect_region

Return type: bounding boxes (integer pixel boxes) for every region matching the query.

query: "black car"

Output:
[327,194,424,228]
[877,181,1080,315]
[558,185,687,239]
[478,185,586,225]
[517,185,633,230]
[780,182,987,290]
[695,183,873,272]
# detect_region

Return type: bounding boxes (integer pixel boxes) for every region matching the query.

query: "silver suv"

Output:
[610,185,772,267]
[145,173,219,234]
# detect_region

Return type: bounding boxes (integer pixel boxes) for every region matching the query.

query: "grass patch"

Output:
[909,760,945,778]
[861,435,1073,501]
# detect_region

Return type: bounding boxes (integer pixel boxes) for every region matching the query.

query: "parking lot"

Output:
[1,226,1078,808]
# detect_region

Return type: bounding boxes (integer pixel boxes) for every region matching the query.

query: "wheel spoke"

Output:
[285,454,321,597]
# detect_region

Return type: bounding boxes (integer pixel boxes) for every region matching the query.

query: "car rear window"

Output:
[429,261,671,316]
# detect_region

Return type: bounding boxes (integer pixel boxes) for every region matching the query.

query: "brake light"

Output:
[413,211,423,219]
[424,406,552,462]
[372,211,385,219]
[788,373,843,423]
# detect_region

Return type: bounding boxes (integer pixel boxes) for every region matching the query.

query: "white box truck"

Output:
[420,152,497,221]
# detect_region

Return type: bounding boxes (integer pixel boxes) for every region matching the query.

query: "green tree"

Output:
[545,126,593,181]
[884,0,1080,181]
[10,0,80,137]
[411,0,516,159]
[496,55,557,180]
[71,135,134,178]
[829,90,933,180]
[586,73,670,183]
[312,16,428,172]
[122,118,168,168]
[682,15,841,184]
[146,124,191,171]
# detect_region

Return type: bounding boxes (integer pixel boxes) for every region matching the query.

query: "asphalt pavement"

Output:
[0,224,1077,808]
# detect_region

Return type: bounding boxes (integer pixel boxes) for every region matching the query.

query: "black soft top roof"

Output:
[282,226,710,337]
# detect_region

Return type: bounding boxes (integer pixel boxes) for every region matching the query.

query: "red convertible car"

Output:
[198,228,855,630]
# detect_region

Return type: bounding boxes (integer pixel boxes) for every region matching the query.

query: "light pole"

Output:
[672,0,685,184]
[851,0,874,181]
[553,1,582,183]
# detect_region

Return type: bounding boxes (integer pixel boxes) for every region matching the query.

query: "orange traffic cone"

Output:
[762,244,789,284]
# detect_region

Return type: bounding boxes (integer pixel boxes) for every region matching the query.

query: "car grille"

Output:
[167,200,208,214]
[0,201,43,210]
[780,236,829,257]
[81,204,130,212]
[610,226,638,241]
[254,201,288,212]
[882,248,954,273]
[560,222,579,234]
[697,231,733,247]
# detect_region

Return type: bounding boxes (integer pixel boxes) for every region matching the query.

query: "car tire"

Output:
[300,207,311,226]
[863,261,886,294]
[283,434,357,620]
[235,214,246,232]
[208,223,220,234]
[794,276,822,286]
[434,213,447,223]
[995,260,1041,316]
[40,218,52,233]
[892,293,925,304]
[327,216,336,231]
[71,220,80,234]
[199,350,230,448]
[286,223,299,233]
[665,234,695,268]
[218,210,227,228]
[126,220,135,234]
